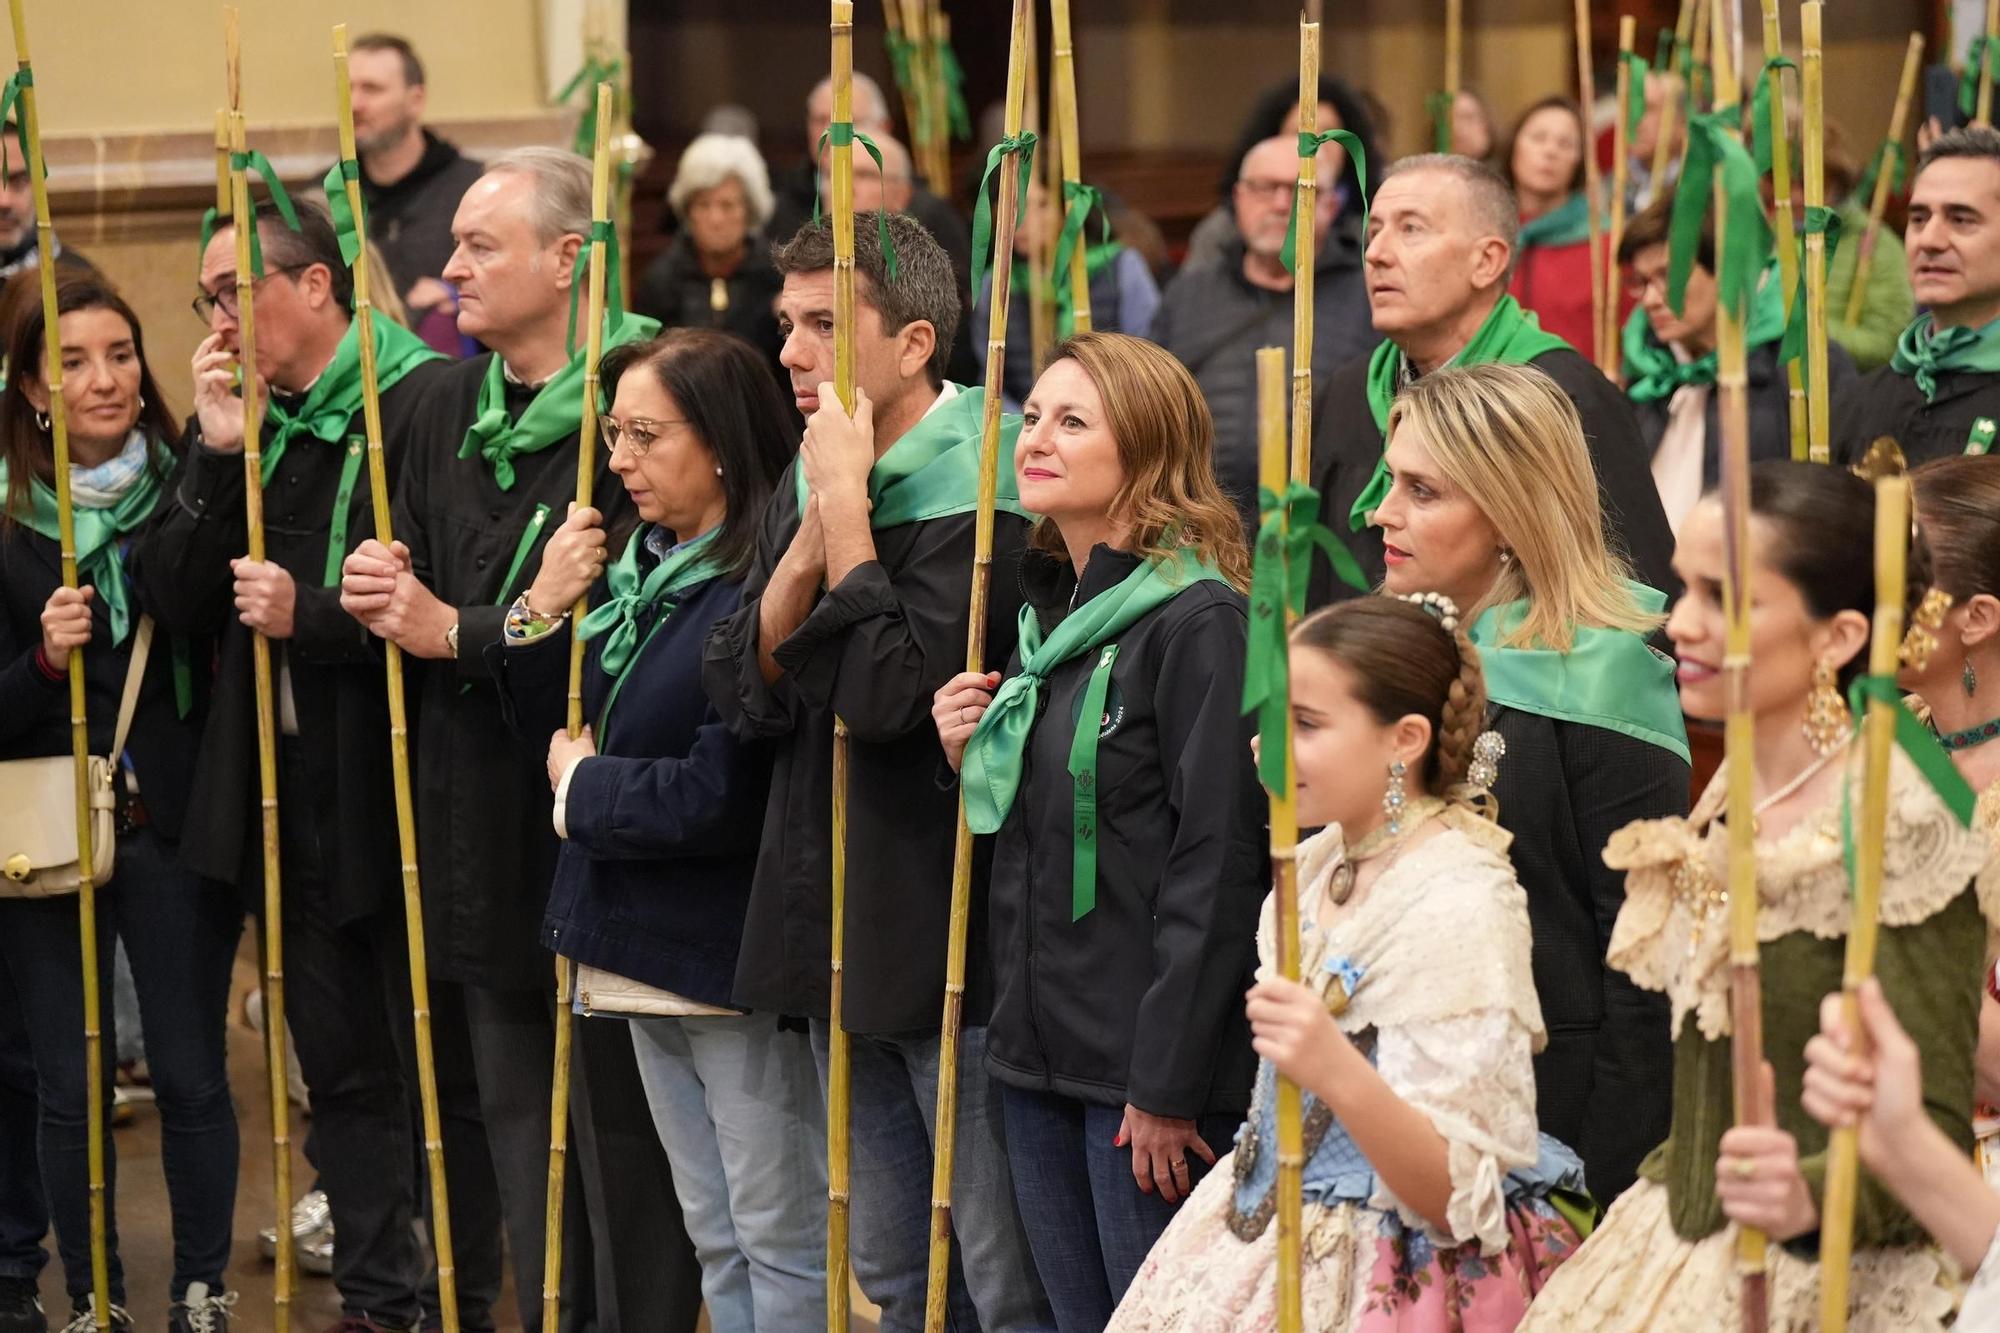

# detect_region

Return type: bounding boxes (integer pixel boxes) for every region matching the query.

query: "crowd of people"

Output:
[4,22,2000,1333]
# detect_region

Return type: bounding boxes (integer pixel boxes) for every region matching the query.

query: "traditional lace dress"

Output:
[1106,812,1588,1333]
[1519,749,2000,1332]
[1976,783,2000,1191]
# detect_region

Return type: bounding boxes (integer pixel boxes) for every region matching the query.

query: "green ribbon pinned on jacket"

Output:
[1855,139,1908,210]
[1750,56,1798,180]
[1667,109,1771,321]
[1889,311,2000,403]
[1280,128,1367,276]
[0,67,32,188]
[578,525,728,742]
[460,310,661,490]
[1840,673,1977,886]
[1049,179,1109,339]
[558,58,622,156]
[322,158,365,266]
[1623,259,1790,404]
[1962,36,1996,119]
[971,131,1039,302]
[1427,90,1453,154]
[812,123,900,282]
[1777,206,1841,366]
[225,148,303,278]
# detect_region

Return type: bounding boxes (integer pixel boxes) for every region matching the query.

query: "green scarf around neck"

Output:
[263,315,443,484]
[0,443,167,645]
[1467,582,1690,763]
[960,548,1230,920]
[792,384,1028,529]
[576,524,729,742]
[1622,261,1789,405]
[1516,193,1594,250]
[1890,312,2000,404]
[1350,295,1571,529]
[460,312,662,490]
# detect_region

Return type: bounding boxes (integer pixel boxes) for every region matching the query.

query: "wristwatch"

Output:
[444,619,461,659]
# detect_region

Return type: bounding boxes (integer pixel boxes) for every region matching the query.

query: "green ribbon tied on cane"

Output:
[1667,109,1771,321]
[1856,139,1908,209]
[1690,60,1714,110]
[558,58,622,155]
[565,220,628,356]
[1049,179,1110,339]
[1778,206,1842,366]
[1281,128,1368,276]
[1653,29,1678,73]
[1242,482,1367,795]
[225,149,303,278]
[0,67,32,188]
[812,123,901,282]
[1750,56,1798,180]
[322,158,365,266]
[1962,36,1996,119]
[884,31,918,96]
[1426,90,1454,154]
[936,37,971,140]
[970,130,1039,302]
[1839,674,1977,886]
[1619,51,1650,139]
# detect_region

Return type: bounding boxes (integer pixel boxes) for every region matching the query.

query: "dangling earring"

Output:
[1968,660,1981,699]
[1804,657,1851,757]
[1383,759,1408,835]
[33,410,48,432]
[1497,548,1512,565]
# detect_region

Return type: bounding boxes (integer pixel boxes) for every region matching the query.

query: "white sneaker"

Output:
[56,1299,130,1333]
[167,1284,237,1333]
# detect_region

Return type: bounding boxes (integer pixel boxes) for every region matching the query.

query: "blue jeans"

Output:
[0,827,243,1305]
[809,1022,1054,1333]
[629,1011,827,1333]
[999,1085,1238,1332]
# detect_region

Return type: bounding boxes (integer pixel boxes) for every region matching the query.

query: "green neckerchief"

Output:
[792,385,1028,529]
[0,444,165,646]
[577,525,728,742]
[961,548,1230,920]
[1468,582,1691,763]
[264,315,442,485]
[1516,193,1593,250]
[459,313,662,490]
[1351,295,1570,529]
[1889,312,2000,403]
[1622,261,1789,404]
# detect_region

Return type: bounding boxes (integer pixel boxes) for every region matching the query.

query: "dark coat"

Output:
[982,546,1263,1120]
[703,459,1030,1033]
[489,564,769,1008]
[391,353,637,990]
[633,233,787,380]
[1629,338,1858,486]
[354,130,485,302]
[1829,361,2000,467]
[133,363,444,919]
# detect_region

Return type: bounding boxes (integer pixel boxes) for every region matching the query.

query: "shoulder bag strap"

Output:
[109,616,154,762]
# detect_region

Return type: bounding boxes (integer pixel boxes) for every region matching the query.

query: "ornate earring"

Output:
[1968,660,1981,699]
[1384,759,1408,835]
[1900,588,1952,671]
[1804,657,1850,757]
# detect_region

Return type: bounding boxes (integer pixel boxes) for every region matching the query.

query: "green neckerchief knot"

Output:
[935,37,971,140]
[558,59,622,156]
[565,220,630,356]
[1426,90,1453,154]
[460,311,661,490]
[0,443,166,646]
[1281,128,1368,276]
[1619,51,1651,139]
[1890,311,2000,403]
[1623,259,1790,404]
[321,158,365,266]
[0,67,32,189]
[264,316,442,485]
[1778,206,1842,366]
[1840,673,1977,885]
[962,548,1230,920]
[971,131,1039,301]
[577,525,727,739]
[791,384,1028,529]
[1049,179,1110,340]
[1963,36,1996,119]
[226,148,303,278]
[1855,139,1908,209]
[811,124,900,282]
[1667,109,1772,320]
[1751,56,1798,179]
[1352,294,1569,529]
[1516,193,1594,250]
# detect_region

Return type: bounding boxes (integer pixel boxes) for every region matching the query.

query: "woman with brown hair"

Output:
[1502,96,1627,361]
[931,331,1263,1329]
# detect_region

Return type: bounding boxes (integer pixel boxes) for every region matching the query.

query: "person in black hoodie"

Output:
[0,273,230,1333]
[933,331,1263,1331]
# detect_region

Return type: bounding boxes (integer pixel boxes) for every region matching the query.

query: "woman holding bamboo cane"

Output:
[932,331,1261,1330]
[1107,595,1587,1332]
[1519,459,1998,1331]
[0,271,237,1333]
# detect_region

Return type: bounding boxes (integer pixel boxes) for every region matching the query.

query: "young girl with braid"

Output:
[1108,595,1589,1332]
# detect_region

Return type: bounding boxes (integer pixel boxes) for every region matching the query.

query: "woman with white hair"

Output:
[636,133,787,394]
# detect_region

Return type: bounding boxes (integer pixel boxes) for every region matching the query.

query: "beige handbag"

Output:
[0,616,153,898]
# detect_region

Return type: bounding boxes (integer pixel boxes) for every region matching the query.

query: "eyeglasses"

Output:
[597,415,690,456]
[190,264,310,322]
[1235,177,1299,202]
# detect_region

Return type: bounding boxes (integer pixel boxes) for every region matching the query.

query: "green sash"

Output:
[1468,582,1690,763]
[1351,296,1571,528]
[1622,261,1789,405]
[961,549,1229,920]
[459,313,662,490]
[0,445,166,646]
[576,525,728,742]
[263,316,443,484]
[792,384,1028,529]
[1516,194,1593,250]
[1889,312,2000,404]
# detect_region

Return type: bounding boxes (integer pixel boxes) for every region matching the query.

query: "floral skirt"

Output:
[1516,1178,1957,1332]
[1105,1148,1582,1333]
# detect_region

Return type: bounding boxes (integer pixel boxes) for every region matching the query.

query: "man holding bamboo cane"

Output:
[702,211,1052,1333]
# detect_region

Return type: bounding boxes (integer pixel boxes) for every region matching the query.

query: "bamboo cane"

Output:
[925,2,954,196]
[923,5,1029,1327]
[1024,0,1052,376]
[1689,0,1711,117]
[897,0,937,197]
[1051,0,1090,334]
[1818,472,1910,1333]
[538,81,615,1333]
[1574,0,1607,371]
[881,0,926,152]
[1650,0,1697,205]
[1845,35,1924,330]
[1801,3,1830,463]
[212,107,228,217]
[331,27,460,1332]
[1441,0,1462,154]
[1756,0,1807,461]
[1982,0,1999,128]
[1291,20,1320,491]
[6,4,111,1322]
[1604,16,1637,379]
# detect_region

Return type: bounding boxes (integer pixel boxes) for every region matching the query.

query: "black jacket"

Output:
[1629,338,1857,486]
[354,130,485,303]
[1829,362,2000,467]
[1151,220,1375,545]
[1307,344,1679,608]
[134,364,443,918]
[1489,706,1684,1202]
[703,459,1030,1033]
[490,565,769,1008]
[392,353,637,990]
[983,547,1262,1120]
[633,233,787,380]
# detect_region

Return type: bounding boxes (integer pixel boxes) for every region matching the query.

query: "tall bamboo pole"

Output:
[1757,0,1807,461]
[1052,0,1090,335]
[924,2,954,196]
[331,26,459,1332]
[1291,21,1320,496]
[1443,0,1462,154]
[1574,0,1607,370]
[1846,35,1924,329]
[1604,16,1637,379]
[1801,3,1830,463]
[212,108,229,219]
[881,0,926,154]
[897,0,939,197]
[1650,0,1697,205]
[1689,0,1711,116]
[1818,473,1910,1333]
[923,6,1029,1328]
[1023,0,1052,376]
[7,3,110,1321]
[1982,0,1999,128]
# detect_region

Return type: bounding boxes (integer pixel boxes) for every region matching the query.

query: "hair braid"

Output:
[1433,624,1490,794]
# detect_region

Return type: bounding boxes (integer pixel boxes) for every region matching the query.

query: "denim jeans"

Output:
[999,1085,1238,1332]
[0,826,242,1306]
[809,1022,1054,1333]
[629,1011,827,1333]
[0,947,48,1284]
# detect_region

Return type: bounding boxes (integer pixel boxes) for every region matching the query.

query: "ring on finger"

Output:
[1730,1157,1757,1181]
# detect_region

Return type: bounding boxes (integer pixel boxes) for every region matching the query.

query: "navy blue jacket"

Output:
[489,563,769,1008]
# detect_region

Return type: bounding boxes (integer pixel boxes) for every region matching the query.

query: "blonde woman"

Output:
[1355,361,1688,1205]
